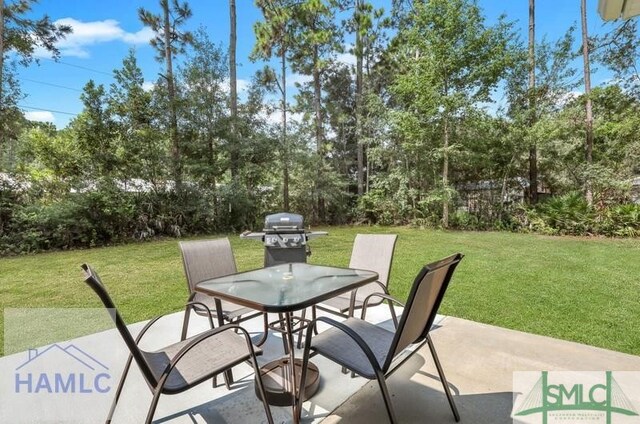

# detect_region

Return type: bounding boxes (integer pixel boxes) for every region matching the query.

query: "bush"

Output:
[515,192,640,237]
[450,210,480,230]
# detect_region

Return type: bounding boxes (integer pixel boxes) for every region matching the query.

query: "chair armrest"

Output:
[184,301,215,329]
[349,281,388,310]
[136,299,215,346]
[134,315,171,345]
[160,324,259,384]
[361,293,405,320]
[311,316,384,375]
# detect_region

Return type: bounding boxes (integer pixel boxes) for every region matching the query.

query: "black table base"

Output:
[255,358,320,406]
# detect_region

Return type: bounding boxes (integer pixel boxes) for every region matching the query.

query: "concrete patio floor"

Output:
[326,316,640,423]
[2,307,639,423]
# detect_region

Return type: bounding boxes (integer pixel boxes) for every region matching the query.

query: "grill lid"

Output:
[264,212,304,231]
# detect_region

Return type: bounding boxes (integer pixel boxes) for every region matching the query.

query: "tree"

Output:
[253,0,296,210]
[179,28,228,188]
[528,0,538,204]
[229,0,239,179]
[0,0,71,165]
[0,60,24,169]
[594,20,640,100]
[73,80,116,180]
[139,0,193,191]
[354,0,365,197]
[108,49,164,185]
[391,0,513,227]
[580,0,593,206]
[289,0,341,222]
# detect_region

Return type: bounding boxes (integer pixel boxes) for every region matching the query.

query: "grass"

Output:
[1,227,639,356]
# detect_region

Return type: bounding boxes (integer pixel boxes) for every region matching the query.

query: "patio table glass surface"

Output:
[195,262,379,312]
[195,262,379,422]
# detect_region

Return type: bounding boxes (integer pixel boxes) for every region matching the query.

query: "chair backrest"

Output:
[348,234,398,289]
[179,238,238,293]
[383,253,463,371]
[80,264,158,386]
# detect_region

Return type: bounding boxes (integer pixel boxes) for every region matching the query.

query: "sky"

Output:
[13,0,617,128]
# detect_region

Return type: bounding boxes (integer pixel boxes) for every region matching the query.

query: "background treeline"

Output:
[1,0,639,254]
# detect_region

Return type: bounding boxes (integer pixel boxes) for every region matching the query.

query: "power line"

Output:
[42,57,113,76]
[21,78,83,92]
[18,104,78,116]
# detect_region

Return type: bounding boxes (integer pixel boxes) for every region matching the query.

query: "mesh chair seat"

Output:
[311,317,394,379]
[143,330,263,394]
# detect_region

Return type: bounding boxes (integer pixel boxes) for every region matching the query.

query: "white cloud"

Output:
[288,73,313,87]
[220,78,250,94]
[24,111,56,123]
[122,27,156,44]
[39,18,155,58]
[142,81,155,92]
[335,52,357,66]
[335,44,357,67]
[557,91,583,106]
[262,110,303,126]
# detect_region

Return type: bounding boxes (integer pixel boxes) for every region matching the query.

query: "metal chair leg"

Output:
[180,305,192,341]
[311,306,319,335]
[144,388,162,424]
[297,308,307,349]
[387,299,399,329]
[106,353,133,423]
[253,355,275,424]
[376,373,399,424]
[427,335,460,422]
[254,313,270,347]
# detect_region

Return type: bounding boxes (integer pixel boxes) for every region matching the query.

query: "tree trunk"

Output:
[442,114,449,228]
[281,50,289,211]
[313,43,325,222]
[208,135,216,189]
[580,0,594,206]
[313,53,323,156]
[0,0,4,106]
[229,0,239,179]
[0,0,5,161]
[355,0,364,196]
[528,0,538,204]
[163,2,181,191]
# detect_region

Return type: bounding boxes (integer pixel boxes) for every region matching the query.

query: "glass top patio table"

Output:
[195,262,379,313]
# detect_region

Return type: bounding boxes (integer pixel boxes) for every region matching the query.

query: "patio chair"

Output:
[298,253,464,424]
[312,234,399,328]
[81,264,274,424]
[179,238,267,343]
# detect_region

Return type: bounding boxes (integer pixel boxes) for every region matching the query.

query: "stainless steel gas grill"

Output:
[241,212,327,267]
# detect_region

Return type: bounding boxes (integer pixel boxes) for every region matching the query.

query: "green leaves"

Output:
[138,0,194,63]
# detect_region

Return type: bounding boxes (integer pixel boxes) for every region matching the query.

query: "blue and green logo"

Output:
[514,371,638,424]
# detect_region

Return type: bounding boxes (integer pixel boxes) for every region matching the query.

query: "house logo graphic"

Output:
[14,343,111,394]
[513,371,640,424]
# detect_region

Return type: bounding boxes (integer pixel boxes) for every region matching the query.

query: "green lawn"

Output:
[1,227,639,356]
